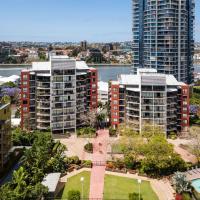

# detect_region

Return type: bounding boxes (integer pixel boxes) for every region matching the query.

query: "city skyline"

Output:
[0,0,200,42]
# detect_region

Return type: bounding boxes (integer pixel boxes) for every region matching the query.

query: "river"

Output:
[0,64,200,82]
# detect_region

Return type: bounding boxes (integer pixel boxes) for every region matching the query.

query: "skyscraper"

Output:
[132,0,195,84]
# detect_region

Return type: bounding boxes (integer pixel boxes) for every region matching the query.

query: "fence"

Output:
[92,161,106,166]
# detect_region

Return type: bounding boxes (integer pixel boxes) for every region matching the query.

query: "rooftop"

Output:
[0,75,20,85]
[26,56,89,72]
[42,173,61,193]
[98,81,108,92]
[118,68,184,86]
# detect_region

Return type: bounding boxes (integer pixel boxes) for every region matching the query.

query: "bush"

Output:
[68,190,80,200]
[114,159,125,170]
[67,156,81,165]
[106,162,114,169]
[77,127,96,137]
[84,143,93,153]
[109,127,117,137]
[182,192,192,200]
[168,132,177,140]
[129,193,143,200]
[81,160,92,168]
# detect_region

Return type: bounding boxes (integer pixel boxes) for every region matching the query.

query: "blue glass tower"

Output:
[132,0,195,84]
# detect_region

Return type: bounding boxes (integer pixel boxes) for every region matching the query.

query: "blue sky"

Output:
[0,0,200,42]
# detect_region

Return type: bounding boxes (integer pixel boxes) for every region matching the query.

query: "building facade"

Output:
[132,0,195,84]
[0,103,12,169]
[21,56,98,134]
[109,69,190,136]
[98,81,108,105]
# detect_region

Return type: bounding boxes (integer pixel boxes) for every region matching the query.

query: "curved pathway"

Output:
[89,129,109,199]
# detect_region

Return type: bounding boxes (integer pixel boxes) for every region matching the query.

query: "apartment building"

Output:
[0,103,12,169]
[132,0,195,84]
[98,81,108,105]
[21,56,98,134]
[109,69,190,136]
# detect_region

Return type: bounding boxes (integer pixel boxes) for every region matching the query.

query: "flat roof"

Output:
[119,73,182,86]
[42,173,61,193]
[32,62,51,71]
[98,81,108,92]
[76,61,89,70]
[25,57,89,72]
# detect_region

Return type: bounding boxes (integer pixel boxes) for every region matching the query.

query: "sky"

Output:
[0,0,200,42]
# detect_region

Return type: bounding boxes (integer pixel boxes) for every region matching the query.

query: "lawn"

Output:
[103,175,159,200]
[61,171,158,200]
[61,171,91,199]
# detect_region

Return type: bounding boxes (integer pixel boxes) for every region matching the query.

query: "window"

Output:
[23,81,28,85]
[182,114,188,118]
[113,118,118,122]
[23,75,28,80]
[113,106,118,110]
[113,94,118,98]
[92,84,96,88]
[23,94,27,98]
[113,100,118,105]
[23,107,28,111]
[23,88,27,92]
[113,112,118,116]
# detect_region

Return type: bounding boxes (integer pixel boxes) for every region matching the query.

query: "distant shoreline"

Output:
[0,63,132,68]
[87,63,132,67]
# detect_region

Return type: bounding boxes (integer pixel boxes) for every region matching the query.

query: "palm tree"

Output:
[172,172,191,195]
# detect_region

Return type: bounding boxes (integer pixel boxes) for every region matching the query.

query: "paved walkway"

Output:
[89,129,109,199]
[168,139,197,164]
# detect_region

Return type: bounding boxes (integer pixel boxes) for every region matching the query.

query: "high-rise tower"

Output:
[132,0,195,84]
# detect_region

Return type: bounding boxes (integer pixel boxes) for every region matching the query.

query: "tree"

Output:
[129,193,143,200]
[0,95,11,104]
[118,122,138,137]
[2,81,17,88]
[189,127,200,163]
[141,135,186,177]
[172,172,191,194]
[68,190,81,200]
[80,110,98,128]
[38,51,46,61]
[141,123,165,139]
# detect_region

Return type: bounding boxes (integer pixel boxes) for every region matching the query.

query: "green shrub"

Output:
[168,132,177,140]
[129,193,143,200]
[67,156,80,165]
[109,127,117,137]
[84,143,93,153]
[77,127,96,137]
[182,192,191,200]
[68,190,80,200]
[114,159,125,170]
[82,160,92,168]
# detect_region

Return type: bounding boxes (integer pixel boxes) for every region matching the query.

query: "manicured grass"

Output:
[61,171,91,199]
[103,175,159,200]
[61,171,158,200]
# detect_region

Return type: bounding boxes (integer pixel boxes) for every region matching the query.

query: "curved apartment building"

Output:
[132,0,195,84]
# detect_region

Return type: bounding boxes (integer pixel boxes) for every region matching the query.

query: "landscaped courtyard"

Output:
[61,171,91,199]
[61,171,158,200]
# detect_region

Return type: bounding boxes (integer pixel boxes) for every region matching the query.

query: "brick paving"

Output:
[89,129,109,199]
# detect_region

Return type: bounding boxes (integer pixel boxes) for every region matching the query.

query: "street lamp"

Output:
[137,179,142,200]
[80,177,84,200]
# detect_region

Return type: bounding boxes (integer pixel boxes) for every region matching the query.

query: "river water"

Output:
[0,65,199,82]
